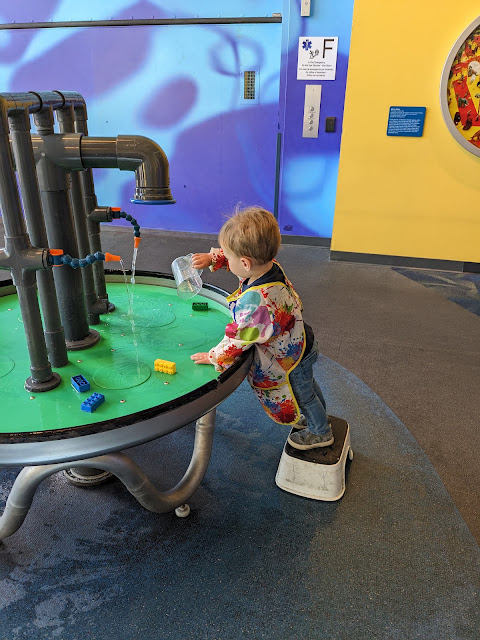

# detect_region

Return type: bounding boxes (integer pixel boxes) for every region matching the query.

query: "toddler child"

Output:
[190,205,333,450]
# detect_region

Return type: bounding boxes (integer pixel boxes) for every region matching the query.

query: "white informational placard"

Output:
[297,37,338,80]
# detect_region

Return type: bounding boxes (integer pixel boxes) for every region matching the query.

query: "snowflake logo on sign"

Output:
[302,40,312,51]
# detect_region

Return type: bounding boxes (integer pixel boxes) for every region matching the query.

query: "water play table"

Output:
[0,273,251,539]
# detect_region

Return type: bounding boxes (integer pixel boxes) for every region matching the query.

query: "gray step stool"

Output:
[275,416,352,501]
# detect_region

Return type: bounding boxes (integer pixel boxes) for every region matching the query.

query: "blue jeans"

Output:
[289,342,330,436]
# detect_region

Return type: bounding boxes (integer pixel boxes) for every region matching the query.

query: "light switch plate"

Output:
[302,84,322,138]
[325,116,336,132]
[301,0,311,17]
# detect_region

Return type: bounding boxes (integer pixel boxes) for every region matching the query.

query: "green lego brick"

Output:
[192,302,209,311]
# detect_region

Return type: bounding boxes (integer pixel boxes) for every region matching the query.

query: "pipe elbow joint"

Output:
[24,248,51,272]
[1,238,50,274]
[88,206,113,223]
[116,135,176,205]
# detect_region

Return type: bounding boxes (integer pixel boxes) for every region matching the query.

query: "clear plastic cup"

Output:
[171,253,203,300]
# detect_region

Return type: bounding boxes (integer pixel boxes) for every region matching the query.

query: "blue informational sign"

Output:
[387,107,426,137]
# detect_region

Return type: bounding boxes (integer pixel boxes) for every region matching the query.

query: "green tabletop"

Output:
[0,280,231,434]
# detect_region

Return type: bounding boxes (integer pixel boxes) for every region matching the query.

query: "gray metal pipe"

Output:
[68,95,112,310]
[55,102,102,324]
[30,132,175,204]
[81,136,175,204]
[0,410,216,540]
[0,91,64,115]
[0,109,28,239]
[33,108,99,350]
[0,106,60,389]
[67,100,110,313]
[16,272,61,390]
[38,189,100,348]
[8,108,68,367]
[69,171,103,324]
[0,17,282,31]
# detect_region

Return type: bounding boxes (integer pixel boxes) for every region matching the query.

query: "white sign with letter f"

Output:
[297,37,338,80]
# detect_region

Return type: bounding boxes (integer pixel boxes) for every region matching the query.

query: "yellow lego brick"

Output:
[154,359,176,374]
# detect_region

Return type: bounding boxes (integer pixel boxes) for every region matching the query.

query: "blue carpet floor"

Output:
[1,356,479,639]
[394,268,480,318]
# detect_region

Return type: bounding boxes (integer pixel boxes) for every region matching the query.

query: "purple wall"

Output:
[0,1,354,238]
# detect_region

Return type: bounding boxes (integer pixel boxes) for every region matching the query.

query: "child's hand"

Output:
[191,352,212,365]
[192,253,212,270]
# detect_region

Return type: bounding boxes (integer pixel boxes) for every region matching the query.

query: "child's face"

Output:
[221,246,251,279]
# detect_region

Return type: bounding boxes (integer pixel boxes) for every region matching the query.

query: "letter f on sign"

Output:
[323,38,335,57]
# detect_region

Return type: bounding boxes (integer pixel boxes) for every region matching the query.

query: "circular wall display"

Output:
[440,16,480,156]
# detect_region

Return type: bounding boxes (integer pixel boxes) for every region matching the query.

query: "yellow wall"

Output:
[332,3,480,262]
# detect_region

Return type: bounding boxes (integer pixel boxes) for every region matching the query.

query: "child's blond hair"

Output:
[219,205,281,265]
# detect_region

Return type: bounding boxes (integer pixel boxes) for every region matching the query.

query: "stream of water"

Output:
[131,246,138,285]
[119,259,134,317]
[118,258,141,370]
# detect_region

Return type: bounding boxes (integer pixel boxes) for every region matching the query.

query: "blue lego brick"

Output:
[81,392,105,413]
[71,375,90,393]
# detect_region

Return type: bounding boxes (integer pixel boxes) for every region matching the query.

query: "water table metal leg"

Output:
[0,409,216,540]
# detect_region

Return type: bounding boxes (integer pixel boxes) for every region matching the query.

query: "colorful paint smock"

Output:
[208,257,306,424]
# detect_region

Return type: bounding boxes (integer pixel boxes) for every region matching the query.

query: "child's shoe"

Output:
[287,427,334,450]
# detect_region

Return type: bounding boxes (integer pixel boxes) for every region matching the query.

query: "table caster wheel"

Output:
[175,504,190,518]
[63,468,113,487]
[348,448,354,461]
